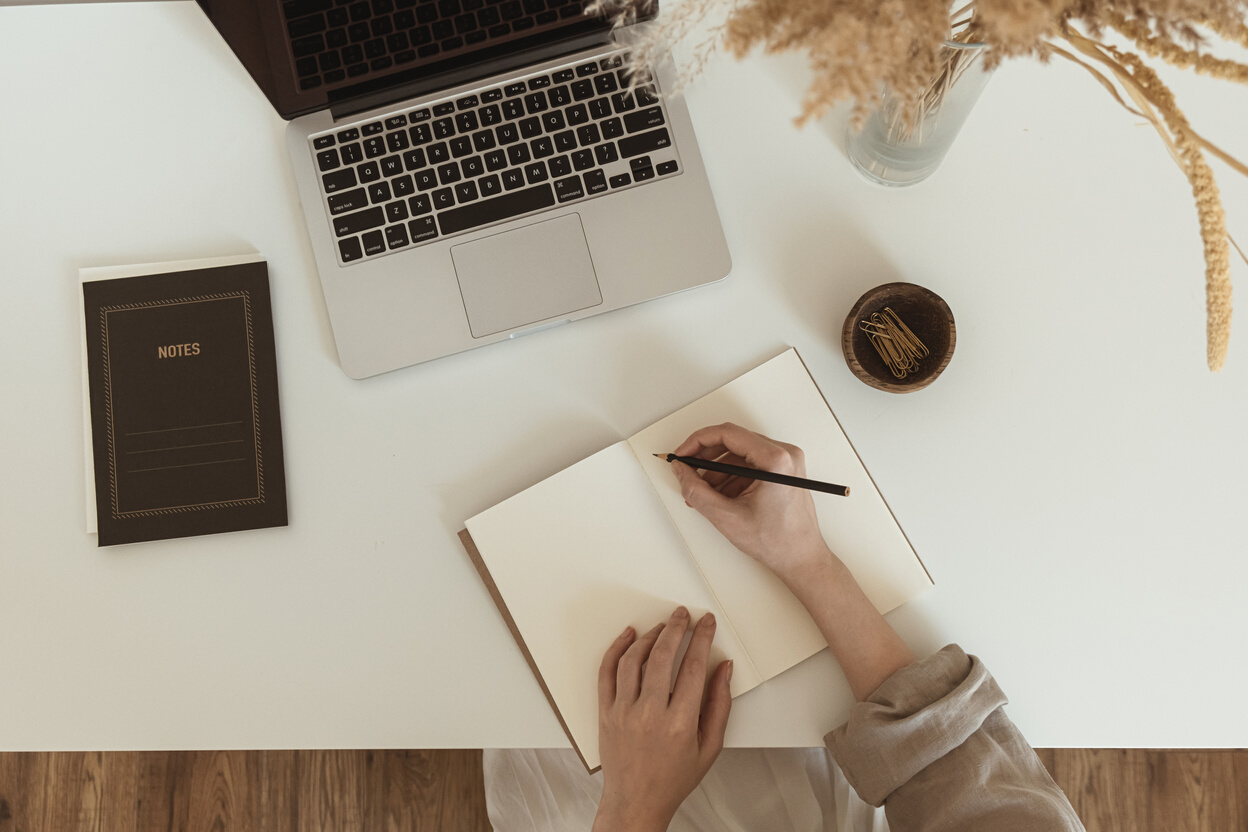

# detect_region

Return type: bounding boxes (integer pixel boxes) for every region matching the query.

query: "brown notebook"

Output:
[80,255,288,546]
[460,349,933,772]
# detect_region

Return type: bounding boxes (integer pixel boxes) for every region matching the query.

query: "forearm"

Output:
[783,547,915,701]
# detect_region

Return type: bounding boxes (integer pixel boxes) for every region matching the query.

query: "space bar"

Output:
[437,184,556,235]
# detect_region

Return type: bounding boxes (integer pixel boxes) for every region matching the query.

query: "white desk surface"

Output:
[2,1,1246,752]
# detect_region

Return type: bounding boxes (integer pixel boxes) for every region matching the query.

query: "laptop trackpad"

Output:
[451,214,603,338]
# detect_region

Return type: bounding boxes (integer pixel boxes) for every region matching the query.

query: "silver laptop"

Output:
[199,0,731,378]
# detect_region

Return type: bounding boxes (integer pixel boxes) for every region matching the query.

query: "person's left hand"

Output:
[591,607,733,832]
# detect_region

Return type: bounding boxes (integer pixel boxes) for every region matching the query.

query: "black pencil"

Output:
[654,454,850,497]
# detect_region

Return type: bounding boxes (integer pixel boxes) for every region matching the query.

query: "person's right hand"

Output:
[670,422,835,587]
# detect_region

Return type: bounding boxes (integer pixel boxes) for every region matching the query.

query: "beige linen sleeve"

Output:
[825,645,1083,832]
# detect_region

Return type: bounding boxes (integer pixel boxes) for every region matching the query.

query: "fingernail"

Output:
[727,660,734,683]
[674,606,689,620]
[620,625,634,639]
[703,613,716,628]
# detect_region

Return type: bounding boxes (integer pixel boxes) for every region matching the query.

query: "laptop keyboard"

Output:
[284,0,589,91]
[310,51,682,265]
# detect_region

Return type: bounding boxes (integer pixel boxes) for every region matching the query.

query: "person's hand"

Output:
[671,422,835,587]
[592,607,732,832]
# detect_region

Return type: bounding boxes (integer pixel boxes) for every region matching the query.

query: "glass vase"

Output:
[846,40,992,186]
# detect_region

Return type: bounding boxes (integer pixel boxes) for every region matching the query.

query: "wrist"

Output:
[780,544,847,599]
[592,789,671,832]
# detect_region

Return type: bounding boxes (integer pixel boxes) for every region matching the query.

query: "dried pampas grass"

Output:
[591,0,1248,371]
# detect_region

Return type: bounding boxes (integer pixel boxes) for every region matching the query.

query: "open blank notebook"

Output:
[461,348,932,771]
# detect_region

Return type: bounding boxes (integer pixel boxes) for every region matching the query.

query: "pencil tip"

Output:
[652,453,667,459]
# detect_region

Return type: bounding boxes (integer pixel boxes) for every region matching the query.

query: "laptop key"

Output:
[576,123,600,146]
[576,61,598,77]
[472,130,497,152]
[588,97,611,119]
[524,91,548,114]
[609,173,630,188]
[519,117,542,139]
[364,137,386,158]
[530,137,553,158]
[385,114,408,130]
[368,181,392,203]
[362,229,386,255]
[338,236,364,262]
[337,127,361,141]
[593,142,618,165]
[542,110,565,132]
[461,155,484,177]
[554,130,576,152]
[548,155,571,178]
[322,167,358,192]
[433,118,455,139]
[437,162,461,184]
[317,149,340,170]
[414,169,437,190]
[314,134,336,149]
[409,216,438,242]
[502,99,525,120]
[333,206,385,236]
[527,74,551,89]
[583,168,607,194]
[385,200,410,222]
[358,160,382,182]
[328,187,369,214]
[450,136,473,157]
[403,148,427,170]
[507,144,530,166]
[456,111,479,132]
[501,169,525,190]
[409,123,433,145]
[600,117,623,139]
[623,106,665,133]
[496,122,519,144]
[593,72,618,95]
[433,101,456,116]
[437,183,555,234]
[409,194,432,215]
[363,121,384,136]
[479,174,502,196]
[480,104,502,126]
[385,224,410,248]
[552,68,574,83]
[380,155,403,176]
[548,85,570,107]
[618,127,670,157]
[393,174,415,197]
[484,149,508,171]
[433,187,455,209]
[657,160,678,175]
[524,161,548,183]
[554,175,583,202]
[386,130,410,152]
[427,142,449,163]
[455,181,479,203]
[571,149,594,171]
[566,103,589,125]
[410,107,431,122]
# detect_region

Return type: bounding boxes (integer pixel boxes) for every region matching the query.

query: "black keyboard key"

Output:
[386,224,411,248]
[461,155,484,177]
[548,155,571,178]
[409,215,438,242]
[593,142,618,165]
[385,200,410,222]
[324,68,346,83]
[454,12,476,32]
[438,183,554,234]
[414,169,438,190]
[629,156,651,172]
[385,114,409,130]
[338,127,361,141]
[417,43,440,57]
[410,107,431,122]
[299,76,323,90]
[611,91,635,113]
[409,194,432,215]
[316,148,341,170]
[481,88,503,102]
[427,141,450,163]
[488,22,511,36]
[314,134,336,149]
[454,181,479,203]
[505,81,527,96]
[319,51,342,71]
[502,99,525,120]
[339,236,364,261]
[333,206,386,236]
[609,172,630,188]
[657,160,678,175]
[362,229,386,255]
[389,32,411,51]
[433,187,455,209]
[433,101,456,116]
[410,123,432,145]
[576,123,600,146]
[484,149,507,170]
[527,74,551,89]
[456,111,479,132]
[618,127,671,157]
[433,117,455,139]
[403,148,427,169]
[363,121,384,136]
[601,117,623,139]
[542,110,565,132]
[524,161,548,183]
[554,130,576,152]
[284,0,332,19]
[553,68,575,82]
[480,104,502,126]
[496,122,519,144]
[358,160,382,181]
[326,27,348,49]
[507,144,531,165]
[443,34,464,50]
[635,85,659,106]
[583,168,607,194]
[415,4,437,22]
[322,167,358,192]
[328,187,369,214]
[524,91,548,114]
[632,165,654,181]
[576,61,597,77]
[548,86,571,107]
[437,162,462,184]
[368,181,392,202]
[537,10,557,24]
[450,136,473,157]
[593,72,618,95]
[291,17,327,40]
[554,174,583,202]
[571,149,594,171]
[393,174,416,196]
[588,97,611,119]
[600,54,623,70]
[570,79,594,101]
[566,103,589,125]
[364,136,387,157]
[381,155,404,176]
[530,136,553,158]
[386,131,410,152]
[501,168,525,190]
[472,130,497,152]
[519,116,542,139]
[624,106,665,133]
[411,24,433,43]
[296,56,319,77]
[457,96,479,111]
[479,174,502,196]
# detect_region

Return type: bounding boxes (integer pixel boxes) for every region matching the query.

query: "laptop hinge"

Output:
[327,25,615,121]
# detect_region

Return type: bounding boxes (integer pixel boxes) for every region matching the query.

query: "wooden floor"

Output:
[1,749,1244,831]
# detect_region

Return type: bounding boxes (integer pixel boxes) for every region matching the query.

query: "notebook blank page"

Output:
[628,349,933,681]
[465,441,759,770]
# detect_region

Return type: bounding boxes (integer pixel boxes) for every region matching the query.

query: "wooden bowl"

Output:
[841,282,956,393]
